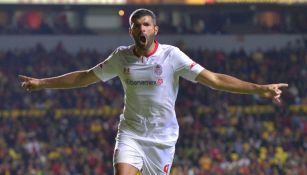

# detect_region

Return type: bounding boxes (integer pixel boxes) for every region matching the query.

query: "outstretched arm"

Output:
[19,69,100,91]
[195,69,288,103]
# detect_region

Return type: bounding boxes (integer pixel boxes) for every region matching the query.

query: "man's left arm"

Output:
[195,69,288,103]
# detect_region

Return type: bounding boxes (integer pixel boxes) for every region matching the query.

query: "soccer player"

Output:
[19,8,288,175]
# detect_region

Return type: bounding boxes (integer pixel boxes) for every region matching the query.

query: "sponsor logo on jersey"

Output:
[163,164,170,174]
[125,79,164,86]
[156,79,163,86]
[154,64,163,76]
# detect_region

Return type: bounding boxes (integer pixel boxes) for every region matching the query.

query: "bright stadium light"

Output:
[118,9,125,17]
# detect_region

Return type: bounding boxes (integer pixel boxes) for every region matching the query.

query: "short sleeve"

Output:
[171,47,204,83]
[91,48,121,82]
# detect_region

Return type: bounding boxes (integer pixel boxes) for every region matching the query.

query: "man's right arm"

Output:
[19,69,100,91]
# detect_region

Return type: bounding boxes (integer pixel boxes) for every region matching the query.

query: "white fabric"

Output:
[113,135,175,175]
[92,43,204,146]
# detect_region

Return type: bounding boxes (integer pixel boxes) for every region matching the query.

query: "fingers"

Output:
[273,83,288,104]
[21,81,32,92]
[18,75,34,92]
[266,83,287,104]
[276,83,288,88]
[18,75,32,82]
[274,94,281,100]
[273,97,281,104]
[274,88,282,96]
[271,91,281,103]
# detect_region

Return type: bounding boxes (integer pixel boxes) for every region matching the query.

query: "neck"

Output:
[134,40,157,57]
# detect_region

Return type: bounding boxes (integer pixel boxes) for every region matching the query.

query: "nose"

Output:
[140,25,146,33]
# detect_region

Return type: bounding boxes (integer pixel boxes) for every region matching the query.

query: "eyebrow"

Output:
[132,21,151,27]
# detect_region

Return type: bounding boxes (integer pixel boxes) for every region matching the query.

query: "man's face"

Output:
[129,15,158,50]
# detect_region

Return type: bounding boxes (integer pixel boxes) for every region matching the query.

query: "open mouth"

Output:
[139,35,146,44]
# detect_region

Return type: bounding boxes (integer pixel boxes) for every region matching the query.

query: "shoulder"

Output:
[156,43,182,57]
[158,44,179,52]
[108,45,133,62]
[113,45,132,55]
[160,44,188,60]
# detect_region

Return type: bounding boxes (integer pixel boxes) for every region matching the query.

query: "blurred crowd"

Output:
[0,41,306,174]
[0,6,307,35]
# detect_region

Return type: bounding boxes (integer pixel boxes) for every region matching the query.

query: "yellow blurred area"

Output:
[259,147,268,161]
[48,151,60,160]
[1,105,306,118]
[274,146,288,165]
[216,126,226,135]
[257,146,289,165]
[262,131,269,140]
[263,121,274,132]
[243,143,250,153]
[90,122,102,133]
[185,0,207,4]
[9,149,20,160]
[231,152,239,161]
[199,156,212,170]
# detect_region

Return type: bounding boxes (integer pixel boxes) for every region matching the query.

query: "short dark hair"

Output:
[129,8,156,27]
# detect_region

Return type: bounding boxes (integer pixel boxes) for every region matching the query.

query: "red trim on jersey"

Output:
[133,40,159,58]
[146,40,159,57]
[190,62,197,70]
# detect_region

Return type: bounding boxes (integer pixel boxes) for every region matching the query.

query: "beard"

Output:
[133,33,155,51]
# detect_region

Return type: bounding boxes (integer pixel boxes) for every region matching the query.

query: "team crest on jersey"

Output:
[154,64,162,76]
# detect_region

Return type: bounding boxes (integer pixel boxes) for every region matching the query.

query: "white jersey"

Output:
[93,42,204,146]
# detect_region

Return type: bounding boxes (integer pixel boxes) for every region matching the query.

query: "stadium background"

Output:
[0,0,306,174]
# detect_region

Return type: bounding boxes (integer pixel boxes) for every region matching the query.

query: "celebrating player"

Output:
[19,8,288,175]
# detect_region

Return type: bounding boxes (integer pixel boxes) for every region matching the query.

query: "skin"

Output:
[19,14,288,175]
[129,15,159,57]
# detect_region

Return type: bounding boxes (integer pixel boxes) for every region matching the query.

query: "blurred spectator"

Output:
[0,6,307,35]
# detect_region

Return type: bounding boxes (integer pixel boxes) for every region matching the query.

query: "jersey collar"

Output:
[146,40,159,57]
[133,40,159,58]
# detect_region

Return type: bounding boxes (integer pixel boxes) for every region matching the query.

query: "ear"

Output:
[154,25,159,35]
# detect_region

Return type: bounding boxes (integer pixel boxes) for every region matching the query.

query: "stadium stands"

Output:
[0,40,306,174]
